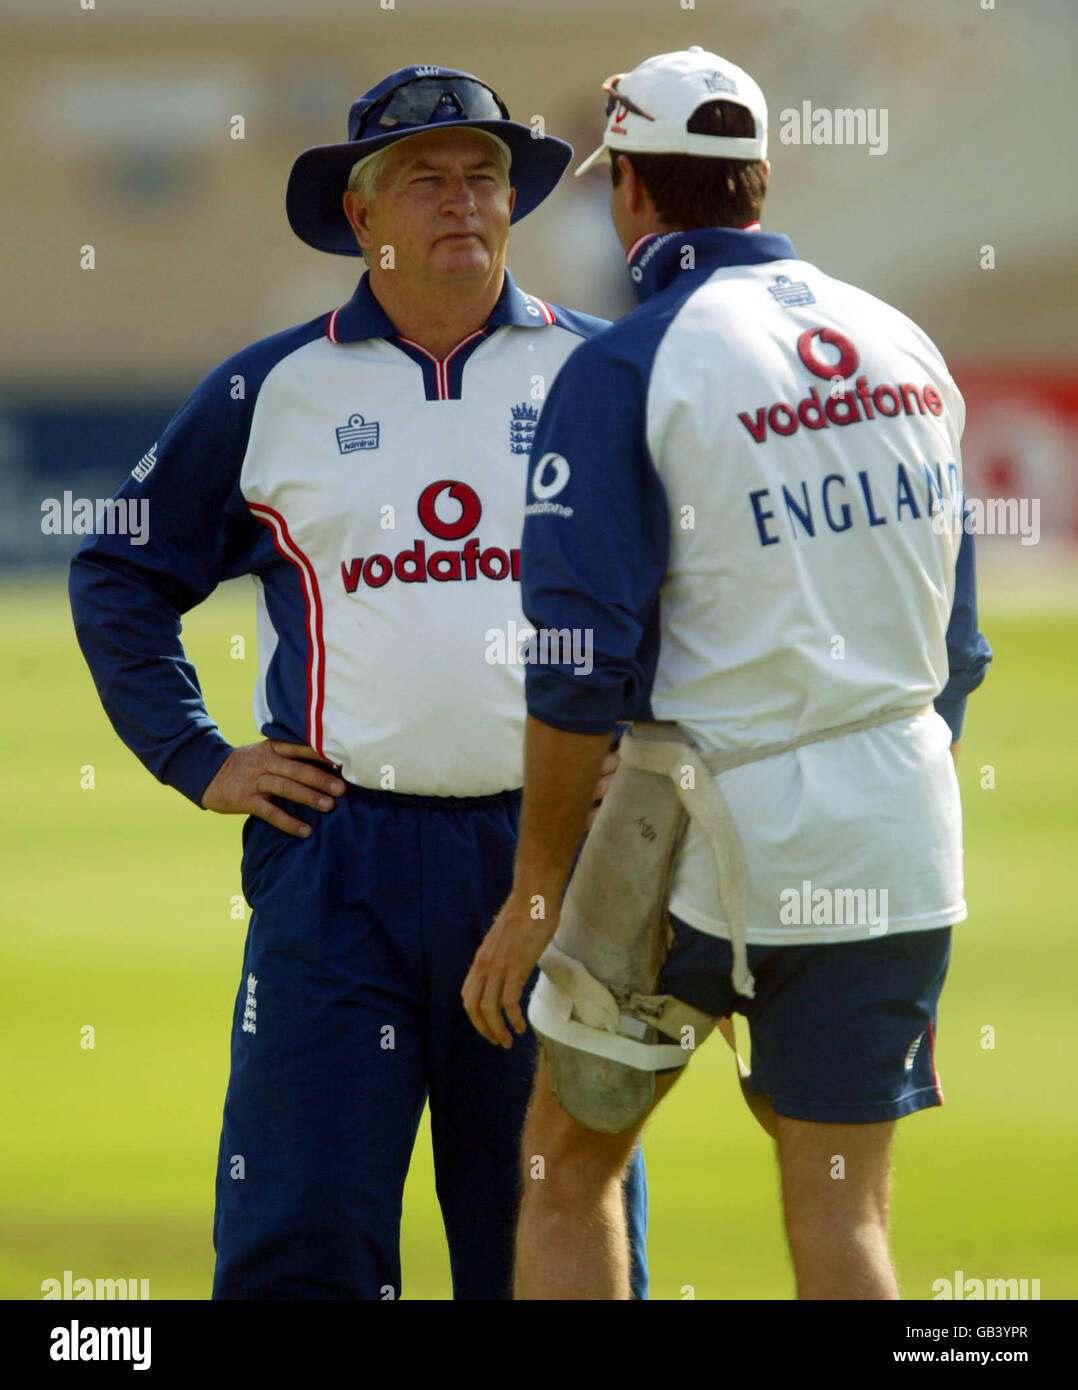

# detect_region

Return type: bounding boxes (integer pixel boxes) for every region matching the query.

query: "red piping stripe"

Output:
[249,503,327,757]
[625,233,657,265]
[439,327,487,395]
[395,335,442,396]
[927,1020,944,1103]
[396,335,440,363]
[397,328,487,399]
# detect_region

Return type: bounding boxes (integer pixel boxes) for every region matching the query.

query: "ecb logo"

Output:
[510,402,539,455]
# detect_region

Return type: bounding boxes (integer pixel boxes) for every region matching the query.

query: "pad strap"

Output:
[528,971,693,1072]
[538,940,621,1031]
[612,988,719,1049]
[620,704,931,999]
[537,942,717,1053]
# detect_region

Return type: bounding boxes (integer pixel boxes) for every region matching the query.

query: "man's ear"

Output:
[342,189,375,256]
[616,155,648,218]
[632,164,656,219]
[508,185,517,217]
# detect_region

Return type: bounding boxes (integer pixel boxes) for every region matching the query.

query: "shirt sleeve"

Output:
[933,522,993,740]
[68,355,265,806]
[522,335,670,734]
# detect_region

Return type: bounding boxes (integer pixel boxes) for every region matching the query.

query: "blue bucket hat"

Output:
[286,65,574,256]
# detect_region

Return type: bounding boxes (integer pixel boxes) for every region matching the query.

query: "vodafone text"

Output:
[739,325,944,447]
[342,477,519,589]
[738,375,943,444]
[342,537,518,590]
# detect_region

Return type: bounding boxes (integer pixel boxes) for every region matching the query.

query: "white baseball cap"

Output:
[575,46,768,177]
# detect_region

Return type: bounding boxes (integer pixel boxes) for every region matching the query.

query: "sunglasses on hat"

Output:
[358,75,510,139]
[601,74,655,122]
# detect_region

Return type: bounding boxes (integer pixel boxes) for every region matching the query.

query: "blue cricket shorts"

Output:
[657,915,953,1123]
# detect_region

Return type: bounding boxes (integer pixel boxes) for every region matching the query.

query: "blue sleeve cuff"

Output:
[526,666,624,735]
[933,694,967,742]
[161,731,235,807]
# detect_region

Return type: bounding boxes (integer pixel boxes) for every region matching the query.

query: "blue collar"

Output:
[626,227,798,304]
[327,266,552,343]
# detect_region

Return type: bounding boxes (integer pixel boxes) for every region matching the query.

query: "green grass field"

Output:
[1,574,1075,1299]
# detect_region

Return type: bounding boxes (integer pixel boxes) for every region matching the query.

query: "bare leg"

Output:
[514,1052,682,1300]
[775,1116,898,1299]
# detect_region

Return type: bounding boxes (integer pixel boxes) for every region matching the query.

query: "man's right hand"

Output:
[201,740,346,838]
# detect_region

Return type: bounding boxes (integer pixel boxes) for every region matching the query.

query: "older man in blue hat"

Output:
[69,64,648,1300]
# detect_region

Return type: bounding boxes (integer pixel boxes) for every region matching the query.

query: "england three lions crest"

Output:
[510,402,539,455]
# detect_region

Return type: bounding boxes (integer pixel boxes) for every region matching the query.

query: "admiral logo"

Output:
[768,274,816,308]
[510,402,539,455]
[131,443,157,482]
[702,71,737,95]
[336,413,380,453]
[340,479,519,590]
[738,327,944,443]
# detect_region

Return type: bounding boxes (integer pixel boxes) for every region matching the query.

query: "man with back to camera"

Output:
[463,47,992,1299]
[69,64,648,1300]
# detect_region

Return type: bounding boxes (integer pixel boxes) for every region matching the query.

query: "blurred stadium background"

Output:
[1,0,1075,1299]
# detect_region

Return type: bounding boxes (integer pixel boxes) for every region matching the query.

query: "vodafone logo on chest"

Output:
[738,327,944,443]
[340,479,519,592]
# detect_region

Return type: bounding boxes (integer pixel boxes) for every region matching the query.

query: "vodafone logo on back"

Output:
[738,327,945,443]
[340,480,519,592]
